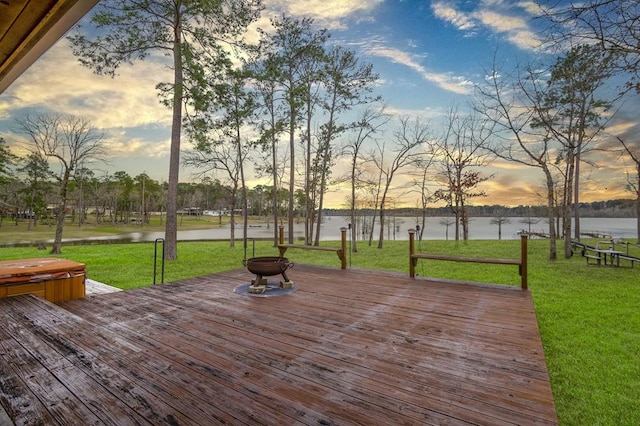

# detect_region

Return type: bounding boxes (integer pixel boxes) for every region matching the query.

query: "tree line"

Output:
[0,144,315,230]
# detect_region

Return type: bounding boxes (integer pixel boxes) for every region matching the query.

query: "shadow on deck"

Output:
[0,265,557,425]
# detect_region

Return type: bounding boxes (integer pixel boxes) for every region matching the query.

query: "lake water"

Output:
[108,216,638,243]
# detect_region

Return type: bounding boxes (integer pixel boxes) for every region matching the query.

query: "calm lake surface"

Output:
[113,216,638,242]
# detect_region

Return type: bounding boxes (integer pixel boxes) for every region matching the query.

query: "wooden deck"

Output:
[0,265,557,425]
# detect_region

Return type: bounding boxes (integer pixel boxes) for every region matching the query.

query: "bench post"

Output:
[409,229,416,278]
[340,227,347,270]
[521,235,528,290]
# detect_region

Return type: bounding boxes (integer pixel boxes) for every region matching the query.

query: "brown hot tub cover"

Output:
[0,258,86,284]
[0,258,86,302]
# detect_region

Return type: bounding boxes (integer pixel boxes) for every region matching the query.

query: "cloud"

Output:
[476,10,542,50]
[365,46,473,95]
[383,106,443,121]
[431,1,543,51]
[431,2,476,32]
[0,38,176,173]
[3,39,172,130]
[265,0,383,29]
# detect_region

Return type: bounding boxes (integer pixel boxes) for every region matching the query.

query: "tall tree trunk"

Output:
[368,208,376,246]
[304,88,313,245]
[51,171,71,255]
[377,202,385,249]
[229,192,236,248]
[563,151,576,258]
[271,129,279,247]
[236,113,247,254]
[350,159,358,253]
[574,141,582,240]
[288,111,295,244]
[165,18,183,261]
[377,183,391,249]
[314,140,331,246]
[543,166,557,260]
[635,161,640,244]
[453,203,461,242]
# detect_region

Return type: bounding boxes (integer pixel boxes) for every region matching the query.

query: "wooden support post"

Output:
[340,227,347,270]
[521,235,528,290]
[279,225,285,245]
[409,229,416,278]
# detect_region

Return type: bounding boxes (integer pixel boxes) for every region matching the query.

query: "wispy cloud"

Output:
[365,45,473,95]
[431,1,543,51]
[265,0,383,29]
[431,2,477,32]
[476,10,541,50]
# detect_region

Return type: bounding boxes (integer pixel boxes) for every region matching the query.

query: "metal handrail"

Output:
[153,238,165,284]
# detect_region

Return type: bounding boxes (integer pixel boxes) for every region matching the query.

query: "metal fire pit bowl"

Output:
[244,256,293,277]
[243,257,294,294]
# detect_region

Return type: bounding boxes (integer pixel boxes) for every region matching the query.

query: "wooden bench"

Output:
[574,239,639,268]
[277,226,347,270]
[618,255,637,268]
[584,254,602,266]
[409,231,528,290]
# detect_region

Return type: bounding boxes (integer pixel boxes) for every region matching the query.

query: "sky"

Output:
[1,0,638,209]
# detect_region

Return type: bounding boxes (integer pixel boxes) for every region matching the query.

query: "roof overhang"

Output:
[0,0,99,94]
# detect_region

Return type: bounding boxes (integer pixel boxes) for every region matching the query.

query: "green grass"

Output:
[1,237,638,425]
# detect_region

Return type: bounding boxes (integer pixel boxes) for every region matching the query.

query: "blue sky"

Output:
[1,0,638,208]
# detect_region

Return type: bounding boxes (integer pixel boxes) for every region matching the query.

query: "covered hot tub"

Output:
[0,258,86,303]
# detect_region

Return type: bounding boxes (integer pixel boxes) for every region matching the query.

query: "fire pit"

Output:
[243,257,294,293]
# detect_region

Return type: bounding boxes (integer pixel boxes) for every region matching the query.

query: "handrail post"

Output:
[279,225,285,245]
[153,238,165,285]
[521,235,528,290]
[409,229,416,278]
[340,227,347,270]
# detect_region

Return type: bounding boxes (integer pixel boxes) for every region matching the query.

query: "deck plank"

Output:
[0,265,557,425]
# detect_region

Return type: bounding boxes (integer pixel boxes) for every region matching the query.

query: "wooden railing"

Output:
[409,230,528,290]
[278,226,347,270]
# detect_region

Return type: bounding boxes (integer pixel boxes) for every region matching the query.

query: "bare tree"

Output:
[409,142,439,240]
[370,116,426,248]
[16,113,105,254]
[184,142,247,245]
[490,215,511,240]
[342,106,389,252]
[475,60,559,259]
[434,108,493,241]
[618,136,640,242]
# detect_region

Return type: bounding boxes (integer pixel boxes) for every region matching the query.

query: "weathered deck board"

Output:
[0,265,557,425]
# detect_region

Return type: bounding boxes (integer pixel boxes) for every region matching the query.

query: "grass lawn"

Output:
[0,236,638,425]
